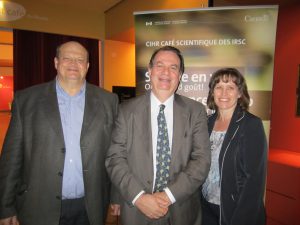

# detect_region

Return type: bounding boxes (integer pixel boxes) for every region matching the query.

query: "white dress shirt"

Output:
[133,92,176,204]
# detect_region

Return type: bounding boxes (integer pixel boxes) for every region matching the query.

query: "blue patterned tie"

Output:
[154,104,171,192]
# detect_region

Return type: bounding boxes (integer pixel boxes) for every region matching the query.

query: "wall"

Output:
[0,112,10,153]
[104,40,135,91]
[269,2,300,152]
[0,30,13,111]
[0,0,105,39]
[0,30,13,74]
[105,0,209,42]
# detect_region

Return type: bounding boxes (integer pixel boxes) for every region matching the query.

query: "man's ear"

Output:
[54,57,58,69]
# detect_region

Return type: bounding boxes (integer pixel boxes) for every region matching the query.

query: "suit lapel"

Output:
[170,95,189,170]
[137,95,153,156]
[42,81,65,144]
[81,83,105,139]
[217,106,245,164]
[134,94,153,184]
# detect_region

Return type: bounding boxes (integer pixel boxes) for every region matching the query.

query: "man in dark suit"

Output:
[0,41,118,225]
[106,46,211,225]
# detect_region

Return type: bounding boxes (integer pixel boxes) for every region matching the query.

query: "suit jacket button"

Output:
[56,195,61,200]
[58,172,63,176]
[61,148,66,153]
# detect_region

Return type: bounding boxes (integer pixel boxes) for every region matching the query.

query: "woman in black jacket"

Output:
[201,68,267,225]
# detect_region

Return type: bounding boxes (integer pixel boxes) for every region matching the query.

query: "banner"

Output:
[134,6,278,136]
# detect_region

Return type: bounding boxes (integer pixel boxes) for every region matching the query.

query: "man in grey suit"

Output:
[0,41,118,225]
[106,46,211,225]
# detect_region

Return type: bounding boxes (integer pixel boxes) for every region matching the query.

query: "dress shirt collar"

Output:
[150,92,174,110]
[55,77,86,99]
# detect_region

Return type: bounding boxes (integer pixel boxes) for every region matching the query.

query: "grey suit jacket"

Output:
[0,80,118,225]
[106,93,210,225]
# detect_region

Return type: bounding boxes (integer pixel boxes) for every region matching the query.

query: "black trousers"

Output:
[59,197,90,225]
[201,197,220,225]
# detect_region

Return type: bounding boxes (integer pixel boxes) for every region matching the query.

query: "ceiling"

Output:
[41,0,123,13]
[1,0,299,44]
[226,0,298,5]
[39,0,299,14]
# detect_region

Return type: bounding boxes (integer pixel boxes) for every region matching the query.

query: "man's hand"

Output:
[110,204,121,216]
[135,193,168,219]
[153,191,172,208]
[0,216,19,225]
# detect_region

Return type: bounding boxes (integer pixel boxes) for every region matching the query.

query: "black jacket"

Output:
[207,106,267,225]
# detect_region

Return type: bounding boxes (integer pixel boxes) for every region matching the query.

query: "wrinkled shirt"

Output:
[56,80,86,199]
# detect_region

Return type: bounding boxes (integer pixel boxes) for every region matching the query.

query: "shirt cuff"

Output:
[164,187,176,204]
[132,190,145,205]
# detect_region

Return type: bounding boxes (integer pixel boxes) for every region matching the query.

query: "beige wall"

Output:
[0,1,105,39]
[104,40,135,91]
[0,30,13,76]
[105,0,209,42]
[0,44,13,60]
